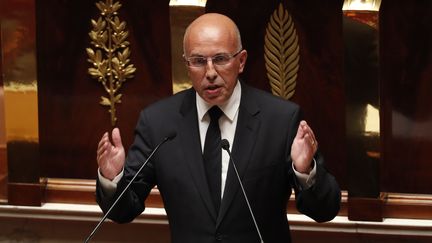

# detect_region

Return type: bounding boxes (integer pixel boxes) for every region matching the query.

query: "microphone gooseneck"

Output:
[221,139,264,243]
[85,132,176,243]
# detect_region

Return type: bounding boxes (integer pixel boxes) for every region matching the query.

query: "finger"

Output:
[306,135,318,151]
[295,120,307,139]
[304,133,313,146]
[97,140,109,157]
[305,128,316,145]
[97,148,103,163]
[311,132,317,147]
[306,125,316,143]
[111,128,123,149]
[97,132,113,161]
[97,149,107,166]
[97,132,110,153]
[301,121,317,145]
[98,132,109,150]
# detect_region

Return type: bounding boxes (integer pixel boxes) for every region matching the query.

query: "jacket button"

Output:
[215,233,222,241]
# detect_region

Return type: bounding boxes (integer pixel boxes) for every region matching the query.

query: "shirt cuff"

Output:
[98,168,124,197]
[292,158,317,190]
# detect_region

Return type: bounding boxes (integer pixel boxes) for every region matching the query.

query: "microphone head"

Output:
[221,139,230,151]
[166,131,177,141]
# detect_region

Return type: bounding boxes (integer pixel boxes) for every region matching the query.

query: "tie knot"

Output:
[208,106,223,121]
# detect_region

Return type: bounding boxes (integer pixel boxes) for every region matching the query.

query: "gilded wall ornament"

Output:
[264,3,300,100]
[86,0,136,126]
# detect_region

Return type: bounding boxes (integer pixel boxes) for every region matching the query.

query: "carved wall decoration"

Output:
[86,0,136,126]
[264,3,299,100]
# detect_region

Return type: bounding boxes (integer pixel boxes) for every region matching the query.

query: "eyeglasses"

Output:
[183,49,242,67]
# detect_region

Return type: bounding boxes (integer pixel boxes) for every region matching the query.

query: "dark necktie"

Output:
[203,106,223,213]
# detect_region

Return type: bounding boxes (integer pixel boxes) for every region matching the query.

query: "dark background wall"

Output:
[380,0,432,194]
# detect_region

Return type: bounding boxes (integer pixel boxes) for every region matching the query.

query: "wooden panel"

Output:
[43,179,350,216]
[0,35,5,202]
[0,1,6,203]
[380,0,432,194]
[43,178,164,207]
[348,194,384,222]
[0,27,4,147]
[45,179,432,221]
[0,147,6,202]
[44,178,95,204]
[383,193,432,220]
[1,0,42,206]
[36,0,172,179]
[7,182,45,206]
[343,14,380,199]
[6,142,41,205]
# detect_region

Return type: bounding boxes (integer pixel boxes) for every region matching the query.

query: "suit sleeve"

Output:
[287,107,341,223]
[96,110,157,223]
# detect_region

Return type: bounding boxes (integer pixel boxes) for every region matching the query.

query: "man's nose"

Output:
[205,58,218,81]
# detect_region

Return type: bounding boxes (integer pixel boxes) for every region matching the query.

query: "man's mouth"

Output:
[205,85,222,95]
[207,85,219,90]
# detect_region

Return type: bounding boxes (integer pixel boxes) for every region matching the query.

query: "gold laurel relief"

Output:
[86,0,136,126]
[264,3,300,100]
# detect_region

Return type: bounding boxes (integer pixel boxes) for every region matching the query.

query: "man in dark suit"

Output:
[96,13,340,243]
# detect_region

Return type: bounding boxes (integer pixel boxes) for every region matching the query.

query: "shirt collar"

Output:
[196,81,241,122]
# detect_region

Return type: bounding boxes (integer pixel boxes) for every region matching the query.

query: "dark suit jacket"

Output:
[97,83,341,243]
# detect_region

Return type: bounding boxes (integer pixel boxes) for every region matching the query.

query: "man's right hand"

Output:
[97,128,125,181]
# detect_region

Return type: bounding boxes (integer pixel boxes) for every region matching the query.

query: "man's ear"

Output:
[238,49,248,73]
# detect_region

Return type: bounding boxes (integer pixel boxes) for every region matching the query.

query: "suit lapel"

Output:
[216,85,260,228]
[178,89,217,220]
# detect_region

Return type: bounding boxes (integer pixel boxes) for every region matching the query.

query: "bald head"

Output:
[183,13,242,54]
[182,13,247,105]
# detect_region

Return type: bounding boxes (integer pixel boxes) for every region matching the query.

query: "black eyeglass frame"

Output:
[183,49,243,67]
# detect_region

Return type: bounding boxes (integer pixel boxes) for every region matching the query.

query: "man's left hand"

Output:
[291,120,318,174]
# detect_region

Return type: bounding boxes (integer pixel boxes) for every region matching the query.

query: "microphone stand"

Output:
[84,134,175,243]
[221,139,264,243]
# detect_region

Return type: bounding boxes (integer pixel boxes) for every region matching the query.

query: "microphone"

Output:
[85,131,177,243]
[221,139,264,243]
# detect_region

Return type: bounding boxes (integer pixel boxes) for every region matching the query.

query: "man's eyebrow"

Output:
[189,52,229,57]
[188,53,205,57]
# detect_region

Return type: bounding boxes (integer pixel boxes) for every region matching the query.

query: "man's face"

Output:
[184,23,247,106]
